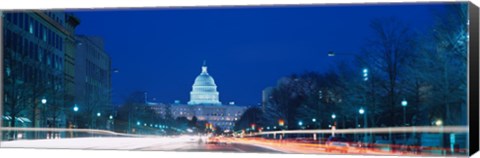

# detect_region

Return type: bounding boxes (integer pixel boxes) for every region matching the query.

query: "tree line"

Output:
[235,4,467,137]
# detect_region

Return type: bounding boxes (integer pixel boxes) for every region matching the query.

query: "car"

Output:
[206,136,220,144]
[325,136,351,153]
[206,136,227,145]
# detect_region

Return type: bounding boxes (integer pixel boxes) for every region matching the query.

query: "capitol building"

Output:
[148,62,247,131]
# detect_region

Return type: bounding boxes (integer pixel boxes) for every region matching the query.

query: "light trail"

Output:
[0,127,155,137]
[250,126,467,136]
[225,137,469,157]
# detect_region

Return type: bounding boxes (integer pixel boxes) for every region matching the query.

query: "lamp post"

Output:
[359,107,366,142]
[41,99,47,139]
[42,99,47,126]
[312,118,316,129]
[401,98,408,143]
[41,99,47,126]
[73,105,78,127]
[96,112,101,129]
[331,114,336,137]
[401,99,408,126]
[72,104,79,138]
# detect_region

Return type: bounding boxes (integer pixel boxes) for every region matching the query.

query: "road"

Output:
[0,136,468,157]
[0,136,281,153]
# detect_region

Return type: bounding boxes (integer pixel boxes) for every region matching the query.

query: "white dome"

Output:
[188,62,222,105]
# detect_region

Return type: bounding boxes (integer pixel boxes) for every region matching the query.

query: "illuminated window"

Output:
[29,24,33,34]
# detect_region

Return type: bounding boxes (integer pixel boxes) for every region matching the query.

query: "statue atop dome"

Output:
[202,60,208,73]
[188,61,222,105]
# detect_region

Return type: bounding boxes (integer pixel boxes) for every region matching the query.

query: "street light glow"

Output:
[97,112,101,117]
[109,115,113,119]
[435,120,443,126]
[312,118,316,122]
[41,99,47,104]
[359,108,365,114]
[402,99,408,107]
[331,114,336,119]
[298,121,303,126]
[363,69,368,73]
[73,106,79,112]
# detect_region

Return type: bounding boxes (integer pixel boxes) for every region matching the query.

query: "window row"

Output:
[5,13,64,51]
[4,29,64,71]
[4,63,63,87]
[85,60,109,85]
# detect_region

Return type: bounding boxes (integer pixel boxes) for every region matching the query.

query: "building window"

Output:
[12,13,18,26]
[42,28,47,42]
[6,13,11,21]
[29,24,33,34]
[34,21,39,38]
[19,13,24,30]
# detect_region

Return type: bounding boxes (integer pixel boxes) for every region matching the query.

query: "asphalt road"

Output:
[1,136,283,153]
[139,141,283,153]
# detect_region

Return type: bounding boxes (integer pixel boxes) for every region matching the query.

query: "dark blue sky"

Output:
[72,3,448,106]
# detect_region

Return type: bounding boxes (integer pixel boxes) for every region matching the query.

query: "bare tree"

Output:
[361,17,416,127]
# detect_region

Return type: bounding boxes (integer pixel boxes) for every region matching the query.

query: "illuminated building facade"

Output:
[148,62,246,130]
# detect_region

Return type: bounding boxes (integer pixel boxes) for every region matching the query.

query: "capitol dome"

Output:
[188,61,222,105]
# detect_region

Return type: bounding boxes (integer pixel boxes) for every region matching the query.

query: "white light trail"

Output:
[0,127,156,137]
[253,126,467,136]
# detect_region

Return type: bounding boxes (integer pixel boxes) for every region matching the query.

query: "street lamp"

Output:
[359,107,367,142]
[401,98,408,143]
[435,119,443,126]
[97,112,101,117]
[109,115,113,120]
[42,98,48,137]
[401,98,408,126]
[73,105,79,112]
[331,114,336,119]
[312,118,316,128]
[298,121,303,126]
[73,104,79,130]
[363,68,368,81]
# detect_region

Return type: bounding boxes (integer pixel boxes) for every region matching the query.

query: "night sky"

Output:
[72,3,447,106]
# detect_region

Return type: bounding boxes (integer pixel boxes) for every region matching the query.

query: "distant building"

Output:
[75,35,112,128]
[148,62,246,130]
[261,87,274,113]
[2,11,79,131]
[63,14,80,116]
